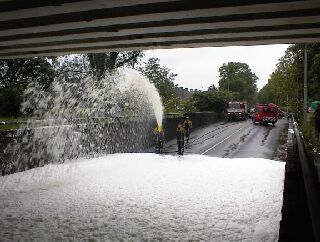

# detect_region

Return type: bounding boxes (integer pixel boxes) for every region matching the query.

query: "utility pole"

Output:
[303,44,308,122]
[286,95,289,113]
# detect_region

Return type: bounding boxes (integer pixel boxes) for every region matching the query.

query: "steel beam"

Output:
[0,0,320,58]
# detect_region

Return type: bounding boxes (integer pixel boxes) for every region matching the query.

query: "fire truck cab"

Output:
[252,103,278,126]
[227,101,247,121]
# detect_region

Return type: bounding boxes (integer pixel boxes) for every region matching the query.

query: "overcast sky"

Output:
[143,44,289,91]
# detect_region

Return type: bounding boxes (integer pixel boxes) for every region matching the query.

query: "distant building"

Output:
[175,86,201,100]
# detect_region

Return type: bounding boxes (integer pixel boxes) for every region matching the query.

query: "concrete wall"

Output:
[0,119,155,175]
[163,112,224,141]
[0,112,224,175]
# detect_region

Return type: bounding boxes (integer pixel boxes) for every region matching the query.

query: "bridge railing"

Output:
[293,117,320,242]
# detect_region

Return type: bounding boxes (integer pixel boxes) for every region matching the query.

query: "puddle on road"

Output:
[261,126,273,146]
[222,127,254,158]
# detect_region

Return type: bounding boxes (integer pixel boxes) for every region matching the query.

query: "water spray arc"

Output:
[2,70,164,174]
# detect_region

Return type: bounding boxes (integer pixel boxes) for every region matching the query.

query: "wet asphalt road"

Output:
[165,118,288,160]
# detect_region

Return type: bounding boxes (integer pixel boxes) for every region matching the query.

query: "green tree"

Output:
[181,97,198,113]
[54,55,91,82]
[0,57,55,117]
[256,43,320,119]
[138,58,179,113]
[218,62,258,104]
[192,89,228,113]
[0,58,55,89]
[87,51,144,79]
[257,43,320,162]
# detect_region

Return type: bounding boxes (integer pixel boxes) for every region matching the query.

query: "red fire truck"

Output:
[252,103,278,126]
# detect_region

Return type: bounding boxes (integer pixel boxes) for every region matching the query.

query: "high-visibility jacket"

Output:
[176,124,185,141]
[154,124,163,132]
[183,119,192,130]
[154,126,164,137]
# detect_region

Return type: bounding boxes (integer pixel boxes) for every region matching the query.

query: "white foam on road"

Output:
[0,153,285,241]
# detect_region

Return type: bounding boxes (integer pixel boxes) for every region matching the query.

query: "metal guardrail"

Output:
[0,116,152,125]
[0,121,27,125]
[0,116,156,131]
[293,118,320,242]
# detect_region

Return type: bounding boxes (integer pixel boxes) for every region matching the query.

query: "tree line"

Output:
[257,43,320,120]
[1,50,260,118]
[0,52,144,118]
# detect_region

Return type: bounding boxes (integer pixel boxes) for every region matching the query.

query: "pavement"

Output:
[164,118,288,160]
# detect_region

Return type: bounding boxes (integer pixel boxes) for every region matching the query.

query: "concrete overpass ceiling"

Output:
[0,0,320,58]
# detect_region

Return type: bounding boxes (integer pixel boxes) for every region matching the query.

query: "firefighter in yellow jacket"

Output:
[176,122,185,155]
[153,125,164,153]
[183,116,192,143]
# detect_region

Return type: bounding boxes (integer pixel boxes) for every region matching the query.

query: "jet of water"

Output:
[2,69,164,174]
[119,69,164,127]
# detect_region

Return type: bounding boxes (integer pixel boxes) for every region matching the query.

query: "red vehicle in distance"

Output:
[252,103,279,126]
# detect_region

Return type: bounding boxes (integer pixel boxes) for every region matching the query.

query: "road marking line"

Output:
[201,127,244,155]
